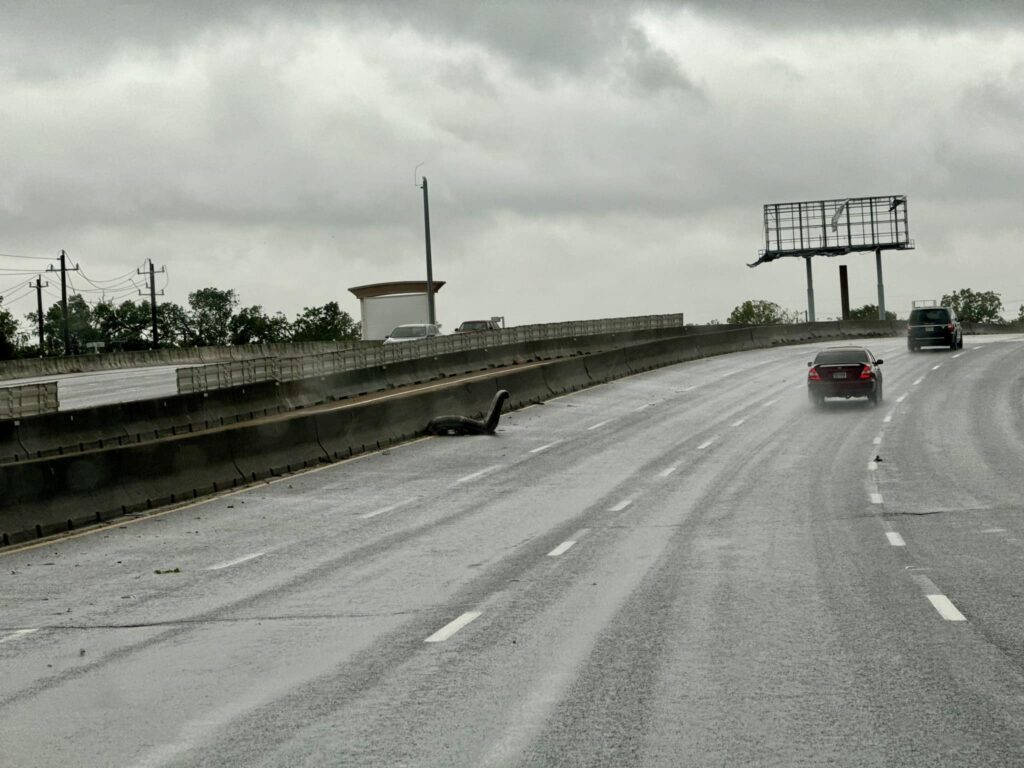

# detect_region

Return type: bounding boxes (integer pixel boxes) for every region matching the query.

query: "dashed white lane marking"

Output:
[0,628,38,644]
[761,399,778,408]
[657,466,678,479]
[609,499,633,512]
[982,528,1006,533]
[587,420,610,431]
[873,436,882,445]
[207,552,265,571]
[932,364,942,371]
[697,437,717,450]
[529,441,561,454]
[868,462,878,471]
[973,346,982,350]
[721,370,739,377]
[883,411,894,423]
[425,611,482,643]
[913,377,924,385]
[633,403,651,412]
[952,353,962,359]
[897,393,908,403]
[731,418,747,427]
[548,541,576,557]
[457,465,501,483]
[360,497,417,519]
[927,595,967,622]
[794,383,806,390]
[912,575,967,622]
[886,532,906,547]
[870,493,884,505]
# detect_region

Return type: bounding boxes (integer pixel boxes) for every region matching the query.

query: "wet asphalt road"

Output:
[1,365,185,411]
[2,335,1024,767]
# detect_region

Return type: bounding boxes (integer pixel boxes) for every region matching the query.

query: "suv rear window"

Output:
[909,308,951,323]
[814,349,869,365]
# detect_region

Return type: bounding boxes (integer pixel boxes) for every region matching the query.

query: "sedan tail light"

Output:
[808,367,821,381]
[859,364,874,380]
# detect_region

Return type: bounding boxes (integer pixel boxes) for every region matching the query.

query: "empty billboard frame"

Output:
[750,194,915,322]
[752,195,913,266]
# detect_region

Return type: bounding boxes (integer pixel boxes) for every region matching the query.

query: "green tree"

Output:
[93,299,152,350]
[230,305,291,344]
[156,302,191,347]
[848,304,896,321]
[0,300,19,360]
[290,302,360,342]
[188,287,238,346]
[940,289,1003,323]
[27,294,99,355]
[727,300,787,325]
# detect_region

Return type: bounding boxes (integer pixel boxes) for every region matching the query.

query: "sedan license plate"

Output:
[832,371,847,379]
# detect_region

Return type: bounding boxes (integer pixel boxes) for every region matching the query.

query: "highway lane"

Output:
[0,365,187,411]
[2,335,1023,766]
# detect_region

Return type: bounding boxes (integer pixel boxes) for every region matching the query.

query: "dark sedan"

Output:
[807,346,884,406]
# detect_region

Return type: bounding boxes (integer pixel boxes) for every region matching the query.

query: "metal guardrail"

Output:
[176,313,687,395]
[0,382,59,420]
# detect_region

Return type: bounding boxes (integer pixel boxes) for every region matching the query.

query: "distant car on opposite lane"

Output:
[383,323,443,344]
[455,320,501,333]
[807,346,884,407]
[907,306,962,351]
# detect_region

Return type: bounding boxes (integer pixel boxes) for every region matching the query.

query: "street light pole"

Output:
[421,176,436,326]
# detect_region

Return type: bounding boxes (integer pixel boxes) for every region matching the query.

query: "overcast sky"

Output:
[2,1,1023,330]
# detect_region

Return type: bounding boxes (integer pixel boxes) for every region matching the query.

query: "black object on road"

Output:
[426,390,510,436]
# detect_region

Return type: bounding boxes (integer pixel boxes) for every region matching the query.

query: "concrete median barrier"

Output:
[229,416,329,482]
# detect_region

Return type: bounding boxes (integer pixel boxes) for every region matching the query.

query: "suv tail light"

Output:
[947,322,955,331]
[808,367,821,381]
[859,364,873,380]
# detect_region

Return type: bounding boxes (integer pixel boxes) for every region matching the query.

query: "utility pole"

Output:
[138,260,166,348]
[46,250,80,355]
[33,276,48,352]
[420,176,436,325]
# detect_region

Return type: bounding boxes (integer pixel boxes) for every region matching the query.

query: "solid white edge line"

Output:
[548,541,576,557]
[886,532,906,547]
[425,611,482,642]
[587,420,610,431]
[0,628,38,644]
[529,441,560,454]
[870,493,884,504]
[207,552,265,571]
[926,594,967,622]
[456,465,501,484]
[610,499,633,512]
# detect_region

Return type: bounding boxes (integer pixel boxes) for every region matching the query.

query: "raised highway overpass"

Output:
[2,331,1024,766]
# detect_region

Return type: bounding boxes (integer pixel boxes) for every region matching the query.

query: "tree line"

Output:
[724,289,1020,326]
[0,287,360,359]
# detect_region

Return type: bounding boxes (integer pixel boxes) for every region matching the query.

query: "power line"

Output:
[0,251,55,261]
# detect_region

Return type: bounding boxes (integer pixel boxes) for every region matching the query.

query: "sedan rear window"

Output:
[814,349,869,365]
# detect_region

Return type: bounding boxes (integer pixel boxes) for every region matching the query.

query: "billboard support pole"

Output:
[875,248,886,320]
[839,265,850,320]
[805,256,816,323]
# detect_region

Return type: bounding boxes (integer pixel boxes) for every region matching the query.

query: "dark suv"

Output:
[907,306,962,351]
